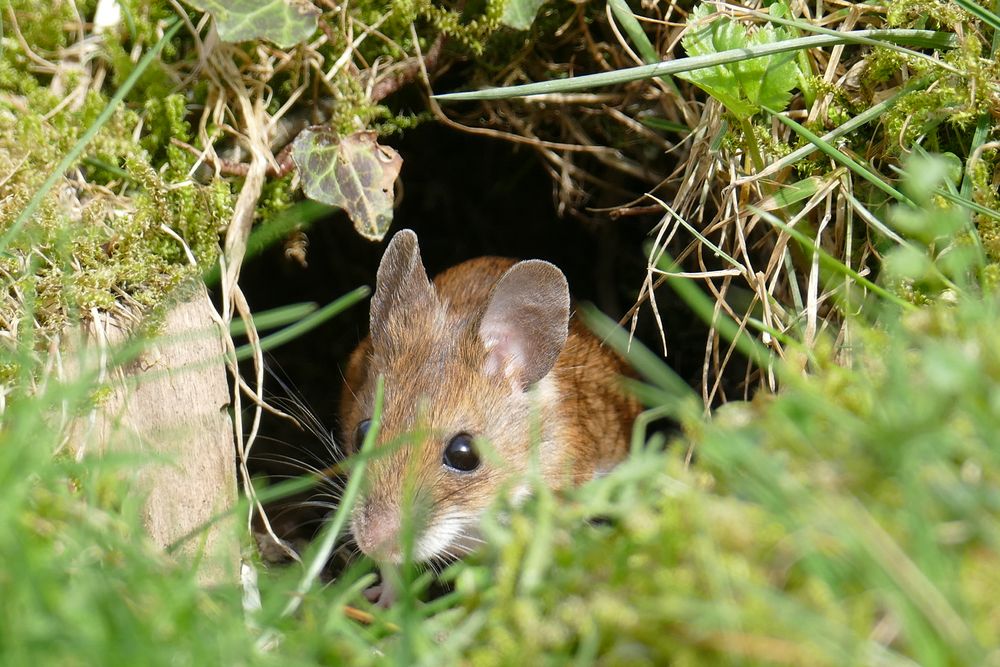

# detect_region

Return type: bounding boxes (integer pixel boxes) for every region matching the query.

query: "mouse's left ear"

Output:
[478,260,570,390]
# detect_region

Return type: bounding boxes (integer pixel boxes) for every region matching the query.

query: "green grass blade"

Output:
[727,6,961,73]
[652,250,777,372]
[608,0,658,64]
[747,78,929,181]
[273,376,384,624]
[82,156,132,180]
[767,107,913,205]
[933,189,1000,222]
[843,190,907,245]
[953,0,1000,31]
[229,302,318,337]
[577,304,699,408]
[434,30,954,101]
[639,116,689,134]
[234,286,370,360]
[1,17,182,253]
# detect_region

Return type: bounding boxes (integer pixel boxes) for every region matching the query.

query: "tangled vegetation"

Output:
[1,0,1000,665]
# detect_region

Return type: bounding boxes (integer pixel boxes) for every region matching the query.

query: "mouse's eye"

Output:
[354,418,372,449]
[442,433,479,472]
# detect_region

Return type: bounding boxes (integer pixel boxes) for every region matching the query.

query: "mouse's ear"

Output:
[371,229,436,347]
[478,260,570,390]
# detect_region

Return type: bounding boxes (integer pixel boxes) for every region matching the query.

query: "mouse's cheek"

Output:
[412,509,483,563]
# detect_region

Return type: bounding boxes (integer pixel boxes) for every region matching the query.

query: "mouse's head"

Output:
[342,230,570,566]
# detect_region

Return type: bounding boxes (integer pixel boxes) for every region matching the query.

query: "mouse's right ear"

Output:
[370,229,436,347]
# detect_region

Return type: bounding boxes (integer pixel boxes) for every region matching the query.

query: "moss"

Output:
[4,0,75,55]
[367,0,505,58]
[875,30,1000,153]
[371,110,433,136]
[0,88,230,361]
[886,0,968,29]
[258,174,297,222]
[141,94,192,162]
[102,31,177,103]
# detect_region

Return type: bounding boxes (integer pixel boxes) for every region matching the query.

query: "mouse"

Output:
[338,229,641,605]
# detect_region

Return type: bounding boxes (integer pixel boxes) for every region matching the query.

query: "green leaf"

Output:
[741,23,797,111]
[184,0,319,48]
[756,175,825,212]
[639,116,689,134]
[502,0,546,30]
[229,302,317,337]
[677,6,753,117]
[291,128,403,241]
[677,4,798,119]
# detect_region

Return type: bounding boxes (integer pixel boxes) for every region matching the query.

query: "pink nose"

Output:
[352,505,402,563]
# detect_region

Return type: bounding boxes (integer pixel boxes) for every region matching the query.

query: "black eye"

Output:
[442,433,479,472]
[354,418,372,449]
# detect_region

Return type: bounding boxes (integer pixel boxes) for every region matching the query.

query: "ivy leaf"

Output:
[184,0,319,48]
[677,3,798,119]
[502,0,546,30]
[292,129,403,242]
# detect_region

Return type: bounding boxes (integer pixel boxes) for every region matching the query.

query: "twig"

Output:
[172,138,296,178]
[370,32,446,102]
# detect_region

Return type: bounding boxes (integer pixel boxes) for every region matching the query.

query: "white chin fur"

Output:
[413,510,479,563]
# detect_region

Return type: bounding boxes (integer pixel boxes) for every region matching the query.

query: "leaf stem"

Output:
[738,116,766,173]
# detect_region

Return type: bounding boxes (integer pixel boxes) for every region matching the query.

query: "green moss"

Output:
[103,31,177,103]
[876,33,999,151]
[141,94,192,160]
[4,0,75,54]
[367,0,505,57]
[886,0,967,29]
[0,89,230,357]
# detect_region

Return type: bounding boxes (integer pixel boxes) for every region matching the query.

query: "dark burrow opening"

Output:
[231,119,713,554]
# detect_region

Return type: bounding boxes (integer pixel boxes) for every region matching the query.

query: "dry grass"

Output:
[434,0,997,404]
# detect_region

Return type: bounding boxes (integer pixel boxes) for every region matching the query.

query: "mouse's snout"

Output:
[351,500,403,564]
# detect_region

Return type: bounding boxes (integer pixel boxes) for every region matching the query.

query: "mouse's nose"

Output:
[351,503,402,564]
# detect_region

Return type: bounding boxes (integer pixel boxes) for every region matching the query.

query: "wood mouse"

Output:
[339,229,640,604]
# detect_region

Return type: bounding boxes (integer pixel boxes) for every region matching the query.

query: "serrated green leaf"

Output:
[184,0,318,48]
[739,24,797,111]
[677,4,798,119]
[681,5,745,55]
[502,0,546,30]
[292,128,402,242]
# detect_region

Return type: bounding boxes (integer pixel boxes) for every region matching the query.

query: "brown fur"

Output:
[339,244,640,565]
